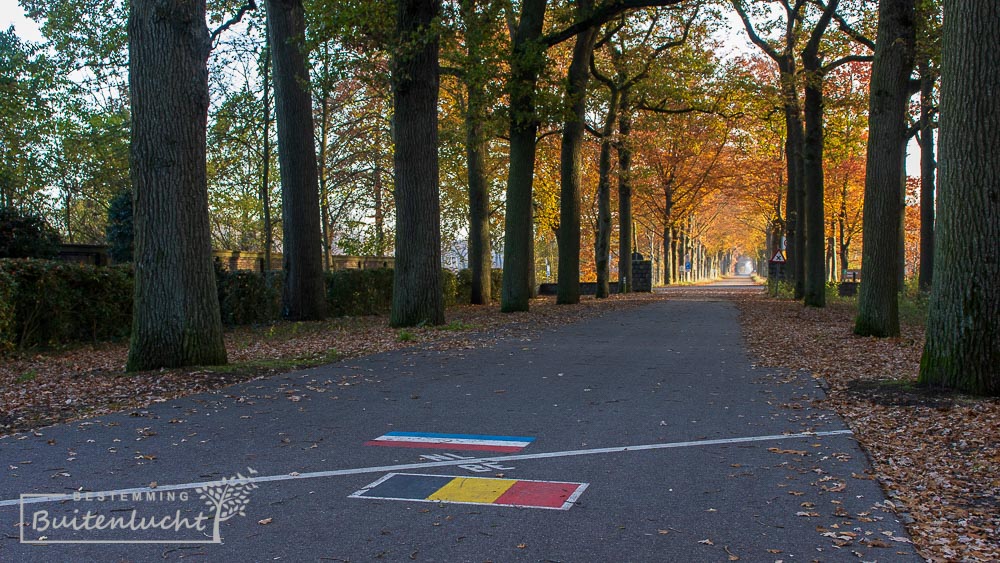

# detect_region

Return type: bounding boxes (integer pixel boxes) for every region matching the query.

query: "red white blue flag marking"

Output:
[365,432,535,453]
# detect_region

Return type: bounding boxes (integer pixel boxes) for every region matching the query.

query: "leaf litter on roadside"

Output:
[736,293,999,562]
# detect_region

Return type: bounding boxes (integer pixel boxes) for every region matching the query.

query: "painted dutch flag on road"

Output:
[365,431,535,453]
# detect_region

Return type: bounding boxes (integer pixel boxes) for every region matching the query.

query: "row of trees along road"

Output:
[5,0,995,393]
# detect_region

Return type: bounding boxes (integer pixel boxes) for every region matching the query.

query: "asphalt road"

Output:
[0,280,921,562]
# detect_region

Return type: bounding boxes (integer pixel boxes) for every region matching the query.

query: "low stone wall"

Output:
[537,282,622,296]
[632,260,652,292]
[211,251,394,272]
[56,244,110,266]
[55,244,394,273]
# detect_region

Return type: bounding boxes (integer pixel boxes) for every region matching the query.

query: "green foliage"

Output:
[207,85,276,252]
[326,268,395,316]
[898,279,929,327]
[15,369,36,383]
[396,329,415,342]
[105,189,133,262]
[0,259,132,349]
[0,263,475,353]
[441,268,458,307]
[54,103,132,243]
[0,27,58,210]
[19,0,128,83]
[768,279,796,299]
[0,207,62,259]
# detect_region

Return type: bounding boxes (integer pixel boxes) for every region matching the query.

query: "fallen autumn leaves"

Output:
[3,284,996,561]
[737,293,999,562]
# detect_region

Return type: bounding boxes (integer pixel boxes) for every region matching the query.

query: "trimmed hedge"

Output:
[454,268,503,303]
[0,259,133,349]
[0,269,14,353]
[216,269,282,326]
[326,268,394,316]
[324,268,504,314]
[0,261,506,353]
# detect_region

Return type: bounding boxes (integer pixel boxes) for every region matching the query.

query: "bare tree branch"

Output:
[731,0,780,61]
[813,0,875,50]
[210,1,258,47]
[542,0,686,47]
[821,54,872,73]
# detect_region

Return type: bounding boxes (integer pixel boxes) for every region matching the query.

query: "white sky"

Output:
[0,1,43,42]
[1,0,923,175]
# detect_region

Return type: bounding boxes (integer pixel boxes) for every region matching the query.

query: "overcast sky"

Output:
[1,1,42,42]
[0,1,924,176]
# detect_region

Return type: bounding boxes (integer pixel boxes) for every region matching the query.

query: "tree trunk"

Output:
[839,179,848,272]
[617,89,633,293]
[801,52,829,307]
[466,90,491,304]
[918,0,999,395]
[461,0,492,305]
[778,55,805,298]
[662,226,671,285]
[127,0,227,371]
[662,188,673,284]
[556,4,596,305]
[266,0,327,321]
[318,89,331,271]
[528,220,538,297]
[855,0,915,337]
[374,161,385,256]
[918,59,936,292]
[390,0,444,326]
[670,225,678,283]
[898,159,907,287]
[261,41,273,272]
[680,226,689,281]
[594,89,619,299]
[501,0,547,313]
[827,235,836,282]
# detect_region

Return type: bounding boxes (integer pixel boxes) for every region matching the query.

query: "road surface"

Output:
[0,279,919,561]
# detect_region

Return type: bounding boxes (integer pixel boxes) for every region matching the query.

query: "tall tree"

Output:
[457,0,503,305]
[593,81,620,298]
[732,0,806,298]
[0,28,57,211]
[585,9,695,295]
[556,0,598,305]
[918,0,998,395]
[266,0,328,320]
[799,1,838,307]
[915,0,941,292]
[500,0,548,312]
[854,0,915,337]
[261,39,275,271]
[500,0,687,312]
[916,59,935,292]
[127,0,227,370]
[391,0,445,326]
[617,87,634,292]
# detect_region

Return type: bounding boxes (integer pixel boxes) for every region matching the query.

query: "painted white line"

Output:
[0,429,853,508]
